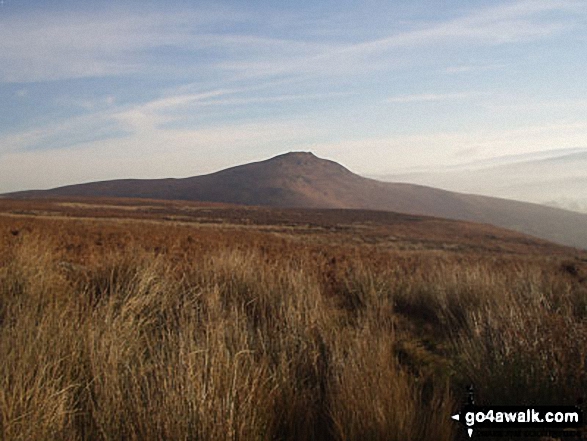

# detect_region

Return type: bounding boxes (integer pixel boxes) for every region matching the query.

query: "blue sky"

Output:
[1,0,587,206]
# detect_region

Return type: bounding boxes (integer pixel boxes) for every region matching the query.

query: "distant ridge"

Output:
[6,151,587,249]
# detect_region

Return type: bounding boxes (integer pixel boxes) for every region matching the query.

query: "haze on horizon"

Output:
[1,0,586,212]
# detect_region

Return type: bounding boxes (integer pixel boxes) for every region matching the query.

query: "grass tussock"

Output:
[0,219,586,440]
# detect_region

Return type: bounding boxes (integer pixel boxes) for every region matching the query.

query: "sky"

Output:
[1,0,587,208]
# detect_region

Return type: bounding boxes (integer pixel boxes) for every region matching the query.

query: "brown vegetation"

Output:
[0,198,586,440]
[6,151,587,249]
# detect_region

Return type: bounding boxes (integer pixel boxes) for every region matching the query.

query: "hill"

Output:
[6,151,587,249]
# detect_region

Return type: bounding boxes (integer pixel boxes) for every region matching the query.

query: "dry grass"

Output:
[0,205,586,440]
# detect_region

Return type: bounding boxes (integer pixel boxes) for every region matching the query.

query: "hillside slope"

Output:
[6,152,587,249]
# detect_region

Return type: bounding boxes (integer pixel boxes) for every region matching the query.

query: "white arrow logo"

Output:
[451,414,473,437]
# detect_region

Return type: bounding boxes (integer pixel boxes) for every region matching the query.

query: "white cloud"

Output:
[443,63,507,74]
[326,0,582,56]
[376,147,587,211]
[308,120,587,175]
[483,97,587,113]
[1,0,583,83]
[385,92,485,103]
[0,110,124,155]
[55,95,117,111]
[0,83,335,191]
[0,79,349,162]
[208,0,585,82]
[0,9,239,82]
[0,115,326,192]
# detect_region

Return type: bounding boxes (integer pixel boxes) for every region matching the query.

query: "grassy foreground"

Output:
[0,213,586,440]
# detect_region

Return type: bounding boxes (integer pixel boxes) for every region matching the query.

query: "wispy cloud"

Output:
[318,0,582,57]
[385,92,485,103]
[1,0,583,83]
[482,96,587,113]
[443,63,507,74]
[0,86,328,155]
[0,113,327,191]
[0,9,252,82]
[0,111,128,155]
[201,0,585,83]
[308,120,587,175]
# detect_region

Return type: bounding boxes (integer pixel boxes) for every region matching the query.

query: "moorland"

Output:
[0,197,586,440]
